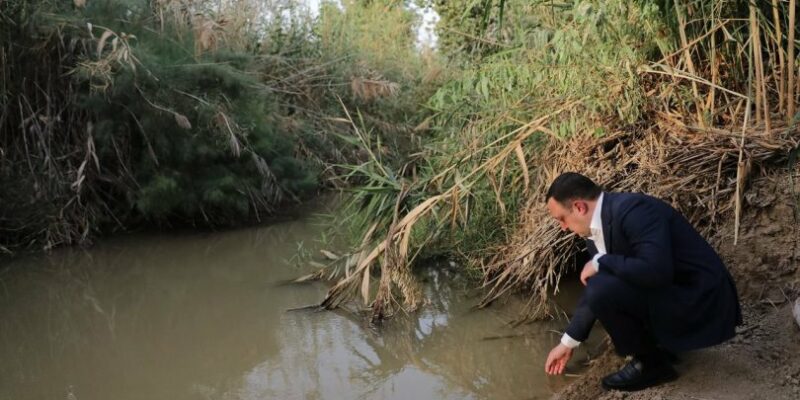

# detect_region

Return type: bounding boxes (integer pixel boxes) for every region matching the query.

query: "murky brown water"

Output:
[0,215,599,400]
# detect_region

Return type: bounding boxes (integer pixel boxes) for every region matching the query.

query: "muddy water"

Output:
[0,216,598,400]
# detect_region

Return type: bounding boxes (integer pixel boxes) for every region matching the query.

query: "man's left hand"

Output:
[580,260,597,285]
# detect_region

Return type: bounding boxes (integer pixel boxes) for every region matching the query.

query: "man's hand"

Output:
[580,260,598,286]
[545,343,573,375]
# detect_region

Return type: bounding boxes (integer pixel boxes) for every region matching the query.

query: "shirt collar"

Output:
[590,192,604,233]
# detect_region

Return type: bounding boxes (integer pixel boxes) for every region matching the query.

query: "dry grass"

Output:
[483,116,798,321]
[75,26,140,92]
[313,103,576,322]
[350,77,400,101]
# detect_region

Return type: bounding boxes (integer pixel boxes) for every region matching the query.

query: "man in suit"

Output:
[543,172,742,391]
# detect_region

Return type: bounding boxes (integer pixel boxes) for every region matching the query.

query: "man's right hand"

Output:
[545,343,573,375]
[580,260,598,285]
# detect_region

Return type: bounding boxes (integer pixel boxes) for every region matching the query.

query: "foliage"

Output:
[391,0,671,267]
[0,0,438,249]
[320,0,800,321]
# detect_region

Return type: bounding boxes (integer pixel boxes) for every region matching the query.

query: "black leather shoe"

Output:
[601,357,678,391]
[658,348,681,364]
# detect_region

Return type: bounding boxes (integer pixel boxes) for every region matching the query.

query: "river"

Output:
[0,213,598,400]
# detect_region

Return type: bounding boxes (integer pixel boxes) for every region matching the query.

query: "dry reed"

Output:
[483,116,798,321]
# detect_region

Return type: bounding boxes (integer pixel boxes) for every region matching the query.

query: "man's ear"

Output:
[573,200,588,214]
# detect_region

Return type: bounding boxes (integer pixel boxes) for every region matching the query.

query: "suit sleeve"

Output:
[596,199,674,288]
[561,240,601,342]
[565,293,596,342]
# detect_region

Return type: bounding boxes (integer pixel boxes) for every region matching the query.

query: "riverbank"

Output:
[554,301,800,400]
[552,171,800,400]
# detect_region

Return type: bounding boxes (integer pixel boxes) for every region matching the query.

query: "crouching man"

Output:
[544,172,742,391]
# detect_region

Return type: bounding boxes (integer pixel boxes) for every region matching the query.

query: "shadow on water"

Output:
[0,216,600,400]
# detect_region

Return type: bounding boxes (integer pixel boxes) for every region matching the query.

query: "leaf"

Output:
[97,30,114,58]
[480,76,490,99]
[320,250,340,260]
[174,113,191,129]
[459,0,484,22]
[497,0,506,31]
[480,0,492,33]
[514,143,529,193]
[360,269,370,305]
[325,117,353,123]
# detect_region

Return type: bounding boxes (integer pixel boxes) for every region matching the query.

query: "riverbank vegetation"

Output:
[313,0,800,322]
[0,0,440,250]
[3,0,799,323]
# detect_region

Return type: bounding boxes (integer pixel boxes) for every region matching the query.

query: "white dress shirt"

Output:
[560,192,605,348]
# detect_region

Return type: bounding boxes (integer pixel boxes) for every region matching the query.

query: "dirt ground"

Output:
[551,172,800,400]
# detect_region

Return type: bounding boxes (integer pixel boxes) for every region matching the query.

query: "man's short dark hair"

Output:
[545,172,601,204]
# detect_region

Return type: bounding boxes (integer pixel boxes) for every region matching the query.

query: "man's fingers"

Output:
[546,354,567,375]
[546,346,572,375]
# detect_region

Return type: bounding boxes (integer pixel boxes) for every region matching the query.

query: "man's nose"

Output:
[559,222,568,231]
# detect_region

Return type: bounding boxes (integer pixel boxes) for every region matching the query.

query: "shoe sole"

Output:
[601,370,678,392]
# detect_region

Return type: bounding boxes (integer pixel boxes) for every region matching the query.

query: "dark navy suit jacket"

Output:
[565,192,742,352]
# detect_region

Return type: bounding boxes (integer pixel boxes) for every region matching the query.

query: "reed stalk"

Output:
[751,2,771,135]
[706,12,717,116]
[788,0,796,120]
[749,3,763,125]
[772,0,786,114]
[675,0,705,127]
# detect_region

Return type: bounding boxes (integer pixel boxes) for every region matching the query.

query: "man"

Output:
[543,172,742,391]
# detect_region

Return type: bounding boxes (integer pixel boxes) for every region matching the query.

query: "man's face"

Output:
[546,197,592,237]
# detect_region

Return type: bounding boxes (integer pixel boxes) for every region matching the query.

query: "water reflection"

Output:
[0,219,596,400]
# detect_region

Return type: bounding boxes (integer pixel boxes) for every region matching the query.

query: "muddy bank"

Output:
[551,171,800,400]
[553,302,800,400]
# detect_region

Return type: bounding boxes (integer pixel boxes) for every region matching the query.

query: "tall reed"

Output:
[314,0,800,321]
